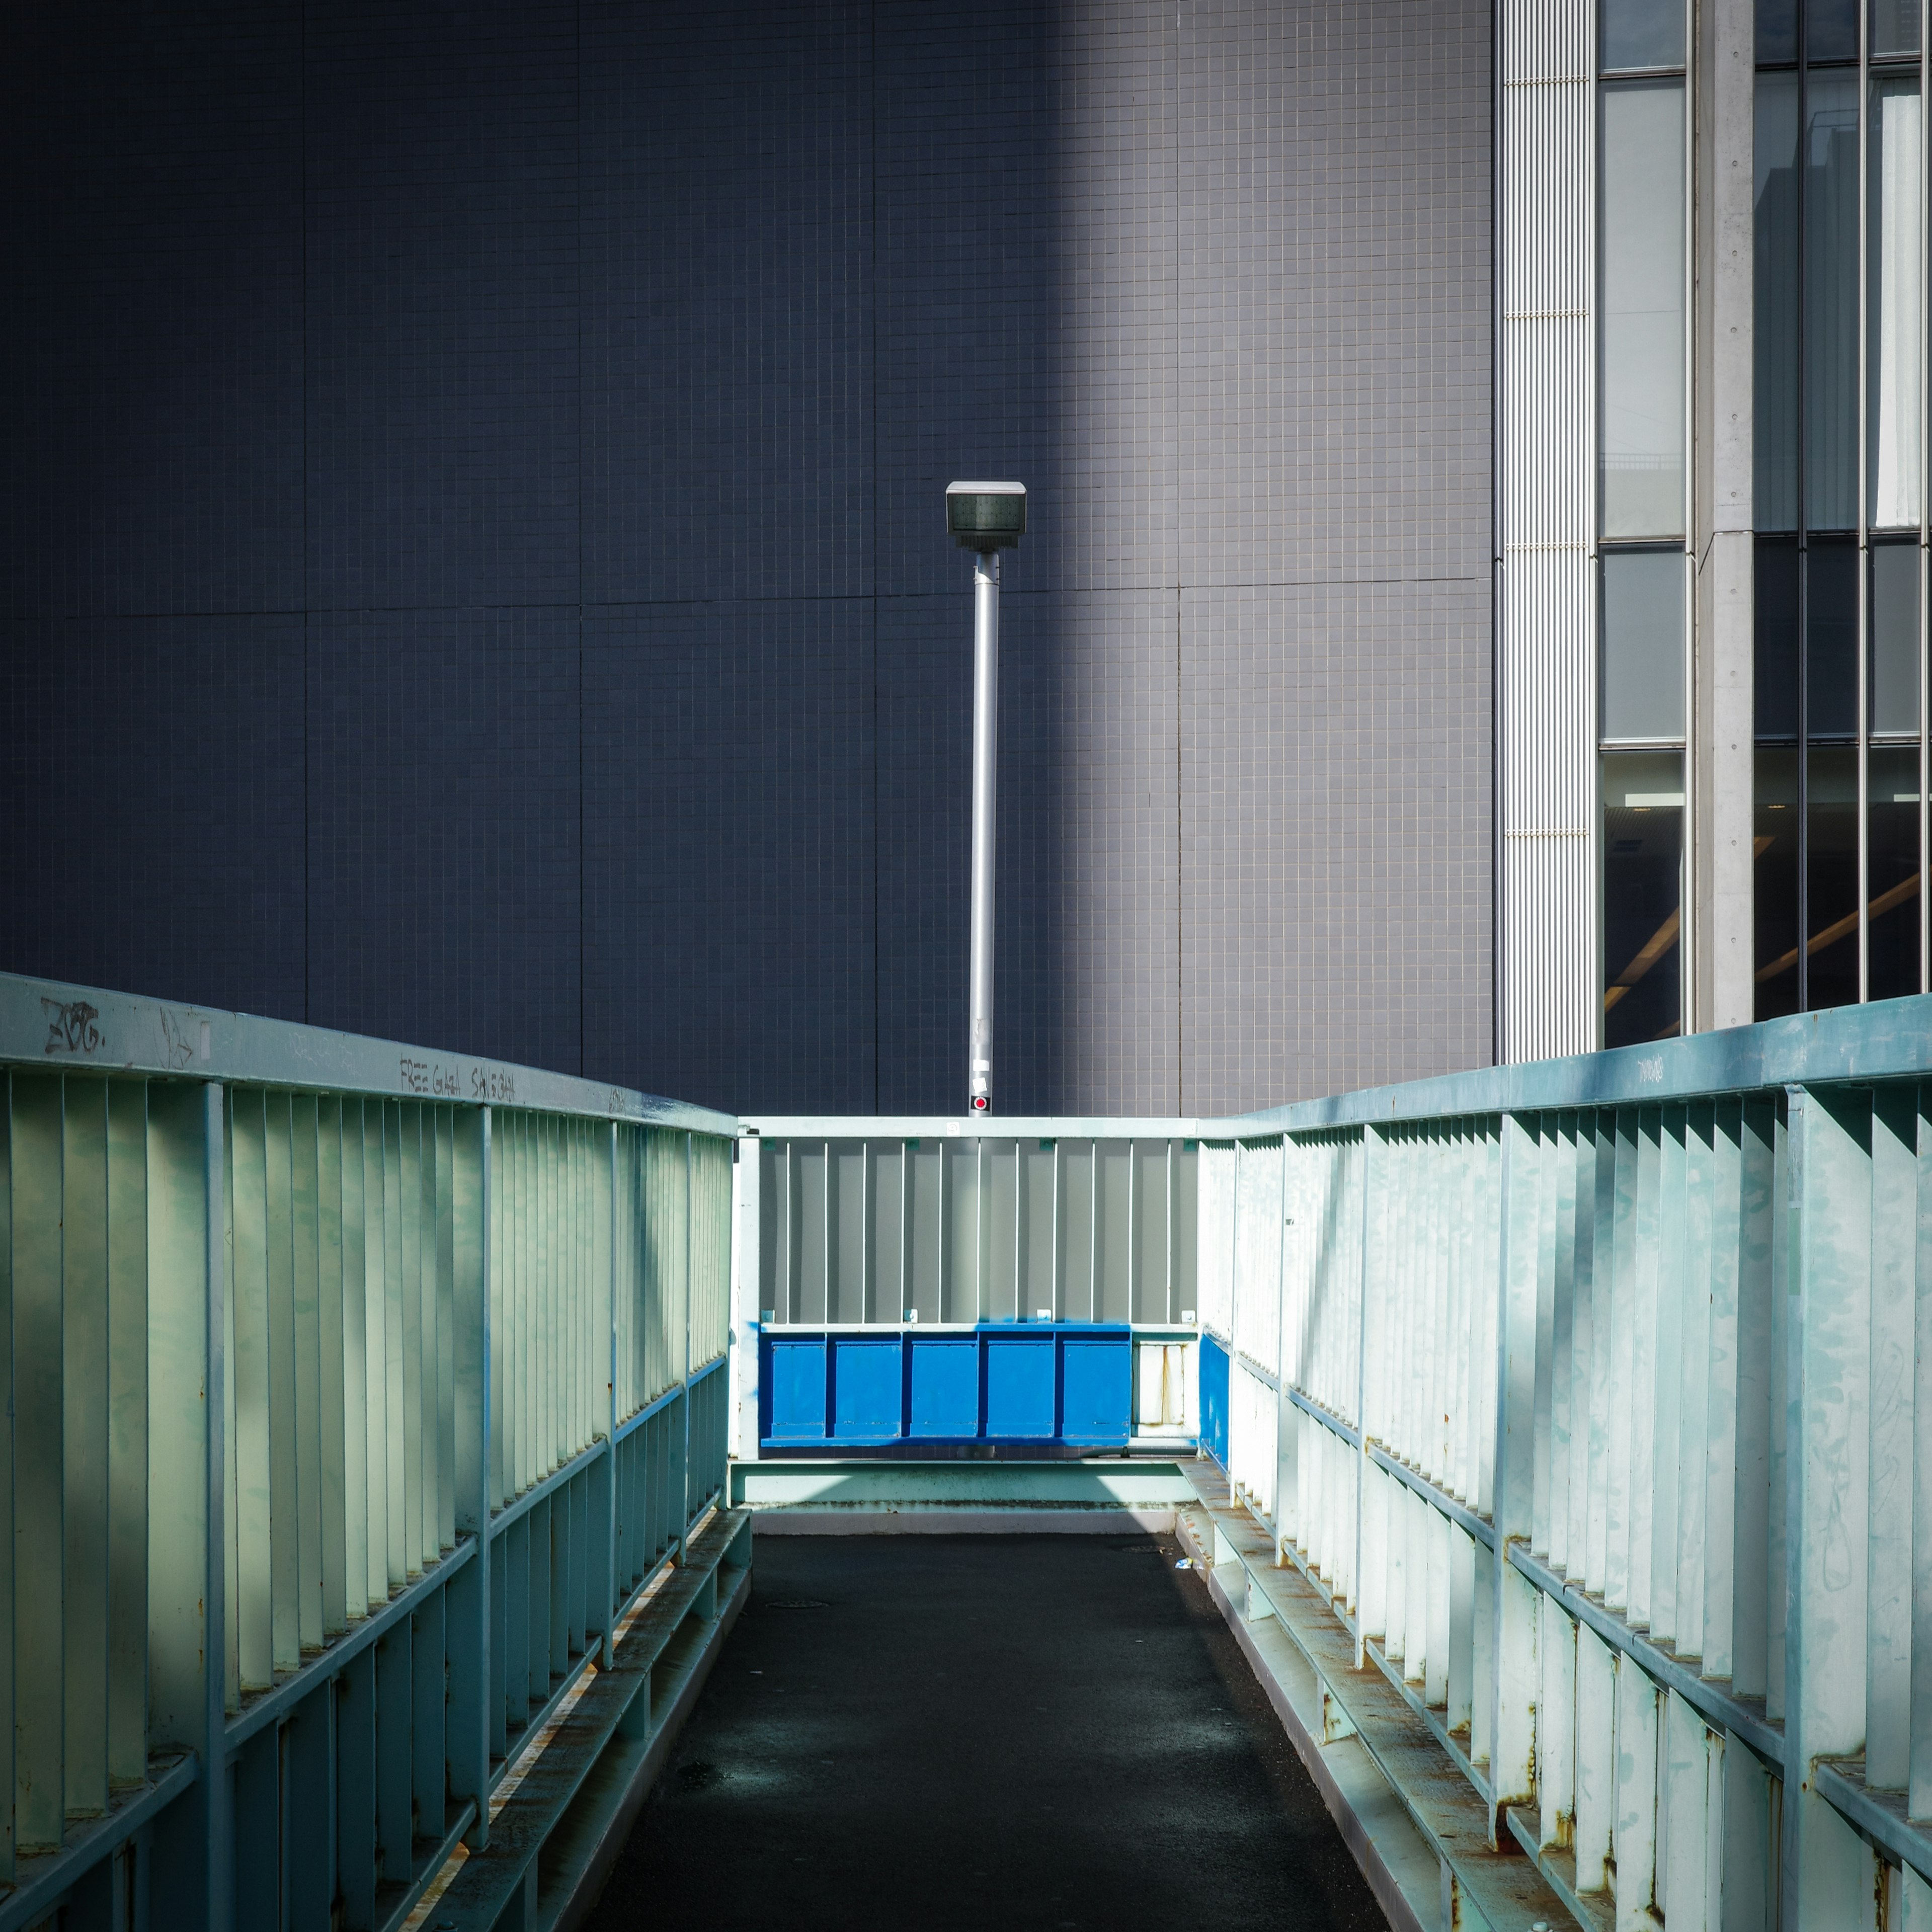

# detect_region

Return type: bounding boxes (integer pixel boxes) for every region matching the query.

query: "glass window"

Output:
[1602,82,1687,539]
[1755,73,1801,531]
[1810,0,1861,60]
[1808,534,1859,737]
[1870,74,1923,529]
[1869,743,1923,997]
[1806,70,1861,532]
[1603,751,1685,1044]
[1601,549,1686,738]
[1807,745,1861,1006]
[1759,0,1800,59]
[1762,0,1800,62]
[1872,540,1922,732]
[1603,0,1685,68]
[1872,0,1923,56]
[1756,534,1801,737]
[1754,748,1802,1018]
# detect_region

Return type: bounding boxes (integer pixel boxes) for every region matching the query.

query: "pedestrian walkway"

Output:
[581,1534,1390,1931]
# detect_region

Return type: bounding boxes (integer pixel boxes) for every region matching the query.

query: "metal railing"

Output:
[736,1118,1205,1453]
[1191,1002,1932,1929]
[745,1002,1932,1927]
[0,971,736,1932]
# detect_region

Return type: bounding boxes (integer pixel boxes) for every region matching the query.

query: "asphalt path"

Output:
[581,1532,1390,1931]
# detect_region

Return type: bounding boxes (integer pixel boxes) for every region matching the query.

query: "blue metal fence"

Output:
[759,1323,1135,1450]
[0,971,741,1932]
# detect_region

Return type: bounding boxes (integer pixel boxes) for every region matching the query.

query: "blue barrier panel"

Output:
[909,1335,980,1436]
[1199,1333,1230,1467]
[1061,1335,1132,1448]
[985,1332,1058,1438]
[766,1336,830,1444]
[831,1336,903,1443]
[761,1324,1135,1448]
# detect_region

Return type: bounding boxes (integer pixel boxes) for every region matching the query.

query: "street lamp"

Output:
[945,480,1026,1117]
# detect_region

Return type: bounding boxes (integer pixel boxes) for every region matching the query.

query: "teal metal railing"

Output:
[0,971,737,1932]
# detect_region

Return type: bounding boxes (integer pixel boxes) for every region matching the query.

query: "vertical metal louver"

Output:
[1500,0,1598,1060]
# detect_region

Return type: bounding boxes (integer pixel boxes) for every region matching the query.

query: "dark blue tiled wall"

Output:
[0,0,1493,1115]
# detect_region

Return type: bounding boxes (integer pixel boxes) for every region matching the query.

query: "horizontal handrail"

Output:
[3,967,735,1135]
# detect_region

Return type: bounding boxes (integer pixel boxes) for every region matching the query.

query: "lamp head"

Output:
[945,480,1026,550]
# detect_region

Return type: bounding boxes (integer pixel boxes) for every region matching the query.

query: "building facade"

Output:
[1502,0,1931,1058]
[1,0,1495,1119]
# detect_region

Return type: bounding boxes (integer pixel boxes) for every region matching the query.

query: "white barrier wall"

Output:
[1194,1079,1932,1929]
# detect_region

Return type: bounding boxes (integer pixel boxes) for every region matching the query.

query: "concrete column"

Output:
[1693,0,1756,1031]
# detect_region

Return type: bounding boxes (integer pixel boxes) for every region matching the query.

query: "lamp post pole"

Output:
[968,546,1000,1116]
[944,480,1026,1118]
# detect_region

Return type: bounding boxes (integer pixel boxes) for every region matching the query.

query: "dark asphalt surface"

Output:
[582,1534,1390,1931]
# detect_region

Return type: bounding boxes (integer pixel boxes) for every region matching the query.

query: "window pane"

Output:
[1755,73,1801,530]
[1808,744,1860,1007]
[1756,534,1801,736]
[1602,81,1687,538]
[1873,0,1922,56]
[1869,744,1923,998]
[1603,0,1684,68]
[1870,74,1923,528]
[1602,549,1685,738]
[1809,533,1859,738]
[1806,69,1861,530]
[1871,539,1921,732]
[1603,751,1684,1044]
[1810,0,1860,60]
[1759,0,1799,60]
[1754,748,1801,1018]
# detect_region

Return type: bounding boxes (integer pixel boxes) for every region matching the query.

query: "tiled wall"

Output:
[0,0,1492,1116]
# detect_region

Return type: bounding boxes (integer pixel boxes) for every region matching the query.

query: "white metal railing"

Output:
[1196,1004,1932,1930]
[0,971,736,1932]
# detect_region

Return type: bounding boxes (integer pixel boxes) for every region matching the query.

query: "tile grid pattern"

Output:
[0,0,1492,1117]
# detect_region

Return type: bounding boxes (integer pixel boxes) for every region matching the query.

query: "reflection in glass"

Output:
[1755,749,1802,1019]
[1870,745,1923,998]
[1872,540,1922,732]
[1808,746,1861,1007]
[1603,751,1684,1044]
[1756,535,1801,737]
[1872,0,1923,55]
[1601,550,1685,738]
[1809,535,1859,737]
[1810,0,1860,59]
[1756,73,1801,530]
[1603,0,1685,68]
[1602,82,1687,538]
[1870,74,1923,528]
[1758,0,1799,60]
[1806,70,1860,531]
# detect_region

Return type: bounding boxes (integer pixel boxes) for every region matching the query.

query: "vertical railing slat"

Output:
[13,1075,66,1853]
[290,1092,323,1657]
[63,1075,110,1821]
[318,1097,348,1641]
[105,1078,147,1789]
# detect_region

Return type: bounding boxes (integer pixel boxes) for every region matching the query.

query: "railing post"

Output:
[682,1131,693,1552]
[450,1106,491,1849]
[1489,1109,1540,1845]
[196,1080,231,1930]
[735,1130,762,1462]
[1354,1124,1379,1669]
[603,1121,618,1666]
[1780,1083,1873,1930]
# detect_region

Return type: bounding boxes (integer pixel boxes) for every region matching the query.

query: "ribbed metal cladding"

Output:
[1500,0,1597,1061]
